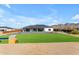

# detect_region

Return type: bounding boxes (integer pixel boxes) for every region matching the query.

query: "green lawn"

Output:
[0,33,79,43]
[0,35,8,44]
[16,33,79,43]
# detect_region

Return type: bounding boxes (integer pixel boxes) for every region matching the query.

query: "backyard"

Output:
[0,33,79,44]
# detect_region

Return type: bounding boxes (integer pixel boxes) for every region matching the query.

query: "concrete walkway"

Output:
[0,42,79,55]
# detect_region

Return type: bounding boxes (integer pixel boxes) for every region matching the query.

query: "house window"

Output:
[48,29,51,31]
[0,29,5,31]
[26,29,30,32]
[33,28,37,31]
[38,28,44,32]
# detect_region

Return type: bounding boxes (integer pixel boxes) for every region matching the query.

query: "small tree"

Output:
[70,29,79,34]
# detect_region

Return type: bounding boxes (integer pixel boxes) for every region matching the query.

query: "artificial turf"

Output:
[0,33,79,43]
[16,33,79,43]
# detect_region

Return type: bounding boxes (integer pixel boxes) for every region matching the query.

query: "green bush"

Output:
[70,29,79,34]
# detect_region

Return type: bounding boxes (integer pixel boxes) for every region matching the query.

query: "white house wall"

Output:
[0,28,7,31]
[7,29,12,31]
[44,28,53,32]
[0,28,13,31]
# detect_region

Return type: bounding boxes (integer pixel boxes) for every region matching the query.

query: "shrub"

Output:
[70,29,79,34]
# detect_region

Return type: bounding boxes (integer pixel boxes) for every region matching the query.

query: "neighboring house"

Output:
[0,26,14,31]
[22,25,53,32]
[52,23,79,32]
[0,26,22,34]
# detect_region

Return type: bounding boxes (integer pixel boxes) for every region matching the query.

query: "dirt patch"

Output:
[0,42,79,55]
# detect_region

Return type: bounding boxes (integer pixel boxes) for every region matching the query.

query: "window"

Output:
[33,28,37,31]
[26,29,30,32]
[0,29,5,31]
[38,28,44,32]
[48,29,51,31]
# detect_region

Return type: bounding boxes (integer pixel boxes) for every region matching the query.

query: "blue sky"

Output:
[0,4,79,28]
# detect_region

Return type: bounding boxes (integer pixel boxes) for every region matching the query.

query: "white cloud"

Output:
[2,19,7,22]
[8,18,21,25]
[0,14,3,18]
[15,13,61,27]
[0,8,5,17]
[49,8,57,15]
[9,18,16,23]
[53,20,58,23]
[0,22,5,26]
[72,14,79,20]
[0,7,61,28]
[17,22,21,25]
[49,20,60,25]
[74,21,79,23]
[5,4,11,8]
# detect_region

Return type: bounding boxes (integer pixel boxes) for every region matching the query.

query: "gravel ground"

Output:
[0,42,79,55]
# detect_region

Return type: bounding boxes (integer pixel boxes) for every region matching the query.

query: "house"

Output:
[52,23,79,32]
[0,26,22,34]
[0,26,14,32]
[22,25,53,32]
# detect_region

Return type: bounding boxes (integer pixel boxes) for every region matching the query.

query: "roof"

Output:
[52,23,79,30]
[22,25,52,29]
[0,26,14,29]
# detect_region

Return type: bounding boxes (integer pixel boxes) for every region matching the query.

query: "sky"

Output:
[0,4,79,28]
